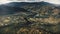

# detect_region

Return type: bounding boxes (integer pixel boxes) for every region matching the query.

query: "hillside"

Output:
[0,2,60,34]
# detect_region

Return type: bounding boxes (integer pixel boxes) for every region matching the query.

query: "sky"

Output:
[0,0,60,4]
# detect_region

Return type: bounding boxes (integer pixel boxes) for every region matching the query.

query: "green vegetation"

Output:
[0,2,60,34]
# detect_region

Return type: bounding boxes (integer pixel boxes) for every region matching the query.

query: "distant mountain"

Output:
[0,2,57,15]
[0,1,59,21]
[5,1,53,7]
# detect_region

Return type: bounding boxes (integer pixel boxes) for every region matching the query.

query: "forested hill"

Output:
[0,2,60,34]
